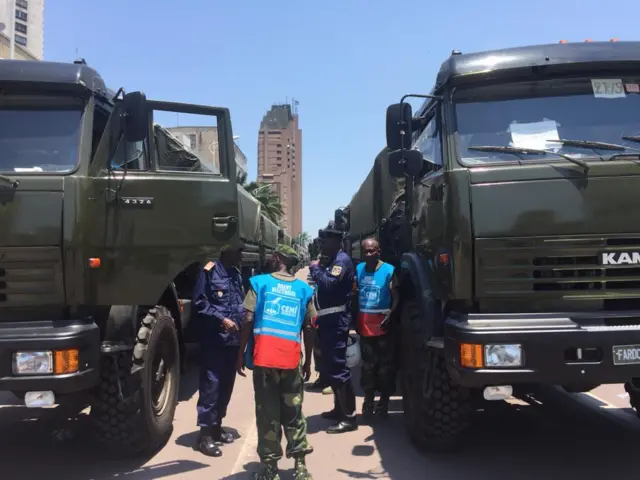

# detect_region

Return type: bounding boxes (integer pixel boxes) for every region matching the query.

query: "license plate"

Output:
[613,345,640,365]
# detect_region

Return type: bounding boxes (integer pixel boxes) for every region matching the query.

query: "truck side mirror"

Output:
[388,149,423,178]
[122,91,148,143]
[386,102,413,151]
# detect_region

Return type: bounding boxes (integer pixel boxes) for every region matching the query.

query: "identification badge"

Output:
[331,265,343,276]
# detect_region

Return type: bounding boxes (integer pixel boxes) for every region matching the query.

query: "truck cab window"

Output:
[110,135,148,171]
[413,113,442,178]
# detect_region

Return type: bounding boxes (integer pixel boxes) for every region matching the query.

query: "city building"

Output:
[0,0,44,60]
[165,125,248,180]
[257,103,302,237]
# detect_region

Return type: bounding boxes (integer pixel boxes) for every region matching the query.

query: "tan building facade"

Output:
[0,0,45,60]
[257,104,302,237]
[165,125,248,180]
[0,31,37,60]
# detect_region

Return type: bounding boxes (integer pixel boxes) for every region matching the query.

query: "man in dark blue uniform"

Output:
[193,239,245,457]
[310,222,358,434]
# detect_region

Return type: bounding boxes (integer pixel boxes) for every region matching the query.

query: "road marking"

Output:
[230,421,258,475]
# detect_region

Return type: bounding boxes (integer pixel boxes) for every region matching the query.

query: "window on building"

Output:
[16,0,28,8]
[15,10,27,21]
[15,22,27,34]
[14,34,27,46]
[188,134,197,150]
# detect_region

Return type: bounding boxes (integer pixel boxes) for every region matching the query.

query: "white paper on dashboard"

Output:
[14,167,44,172]
[509,120,560,151]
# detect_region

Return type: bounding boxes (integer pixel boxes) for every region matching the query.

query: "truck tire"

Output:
[625,379,640,416]
[90,306,180,455]
[400,297,473,451]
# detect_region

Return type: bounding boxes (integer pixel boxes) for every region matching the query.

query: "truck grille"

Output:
[0,247,64,308]
[476,236,640,298]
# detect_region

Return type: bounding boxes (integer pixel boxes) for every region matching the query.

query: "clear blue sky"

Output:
[44,0,633,236]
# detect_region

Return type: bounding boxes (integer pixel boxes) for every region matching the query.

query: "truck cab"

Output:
[380,40,640,450]
[0,58,269,455]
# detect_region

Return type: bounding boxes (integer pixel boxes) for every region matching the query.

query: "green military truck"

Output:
[0,58,278,455]
[337,40,640,450]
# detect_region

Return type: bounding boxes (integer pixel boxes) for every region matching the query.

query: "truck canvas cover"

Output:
[347,148,403,238]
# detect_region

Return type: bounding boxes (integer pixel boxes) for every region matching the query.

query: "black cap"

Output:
[321,221,344,238]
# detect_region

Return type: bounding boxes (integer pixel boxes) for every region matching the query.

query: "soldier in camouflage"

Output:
[237,245,316,480]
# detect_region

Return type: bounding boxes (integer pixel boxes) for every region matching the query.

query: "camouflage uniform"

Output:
[243,268,316,478]
[253,364,313,463]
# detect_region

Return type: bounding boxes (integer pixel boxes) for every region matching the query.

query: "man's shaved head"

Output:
[361,238,379,249]
[362,237,380,268]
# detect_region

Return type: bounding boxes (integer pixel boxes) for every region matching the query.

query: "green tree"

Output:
[293,232,310,246]
[239,177,284,224]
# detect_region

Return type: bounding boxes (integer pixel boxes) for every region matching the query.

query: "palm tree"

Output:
[239,177,284,224]
[293,232,310,246]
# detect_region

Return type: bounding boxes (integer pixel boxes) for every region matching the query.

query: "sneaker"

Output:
[322,385,333,395]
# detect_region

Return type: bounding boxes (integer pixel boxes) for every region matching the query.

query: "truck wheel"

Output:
[624,379,640,416]
[400,297,473,451]
[90,306,180,455]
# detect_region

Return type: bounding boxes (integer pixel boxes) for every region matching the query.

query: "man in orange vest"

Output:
[353,238,400,418]
[237,244,316,480]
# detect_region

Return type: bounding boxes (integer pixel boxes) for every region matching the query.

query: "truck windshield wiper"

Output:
[547,138,640,152]
[467,145,589,172]
[0,174,19,189]
[622,135,640,144]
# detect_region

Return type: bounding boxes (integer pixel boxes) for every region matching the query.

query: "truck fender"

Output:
[104,305,140,344]
[399,252,443,341]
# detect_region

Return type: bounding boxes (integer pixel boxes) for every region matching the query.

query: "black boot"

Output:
[194,427,222,457]
[327,381,358,434]
[321,389,342,420]
[215,424,234,444]
[362,390,375,419]
[309,376,330,391]
[374,395,390,418]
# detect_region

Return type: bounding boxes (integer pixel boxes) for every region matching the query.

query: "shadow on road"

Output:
[338,389,640,480]
[0,350,207,480]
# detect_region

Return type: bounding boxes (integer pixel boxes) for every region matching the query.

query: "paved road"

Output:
[2,267,640,479]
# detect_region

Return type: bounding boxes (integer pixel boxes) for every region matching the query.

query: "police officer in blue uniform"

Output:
[310,222,358,434]
[193,239,245,457]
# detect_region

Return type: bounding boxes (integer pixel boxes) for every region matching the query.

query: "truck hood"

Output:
[470,163,640,303]
[0,177,65,308]
[470,163,640,238]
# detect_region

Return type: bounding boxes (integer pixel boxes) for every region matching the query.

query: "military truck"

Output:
[337,40,640,450]
[0,58,278,455]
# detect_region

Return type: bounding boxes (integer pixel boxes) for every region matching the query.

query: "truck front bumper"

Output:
[0,319,100,395]
[444,311,640,388]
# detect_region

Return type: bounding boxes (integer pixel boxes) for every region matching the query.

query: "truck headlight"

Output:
[13,351,53,375]
[484,344,523,367]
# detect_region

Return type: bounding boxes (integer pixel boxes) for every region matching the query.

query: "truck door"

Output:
[412,105,446,287]
[84,100,239,307]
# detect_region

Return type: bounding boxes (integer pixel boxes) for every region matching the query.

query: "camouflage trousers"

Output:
[253,365,314,463]
[360,334,397,395]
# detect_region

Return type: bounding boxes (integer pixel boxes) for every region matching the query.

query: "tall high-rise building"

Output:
[257,103,302,237]
[0,0,44,60]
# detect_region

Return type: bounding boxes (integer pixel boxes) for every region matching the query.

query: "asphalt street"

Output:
[1,267,639,479]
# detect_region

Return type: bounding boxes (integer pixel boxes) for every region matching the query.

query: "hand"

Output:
[302,361,312,381]
[310,260,320,267]
[380,314,392,331]
[236,355,246,377]
[222,318,238,333]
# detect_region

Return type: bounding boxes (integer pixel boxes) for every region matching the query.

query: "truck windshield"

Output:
[453,76,640,166]
[0,94,84,174]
